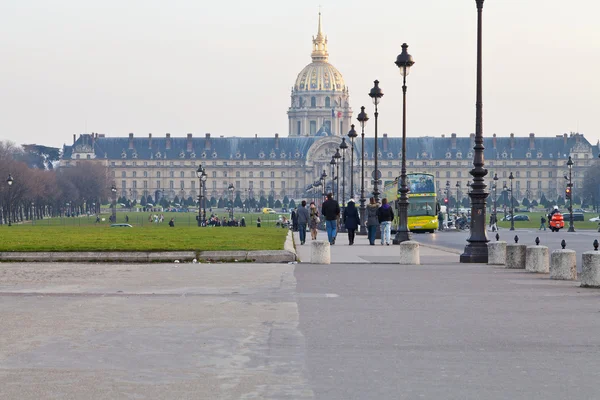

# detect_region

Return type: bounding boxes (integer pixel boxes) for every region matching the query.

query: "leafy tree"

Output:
[259,196,267,208]
[531,199,538,207]
[283,195,289,207]
[187,196,194,206]
[19,144,60,170]
[521,198,530,208]
[217,197,224,208]
[274,199,282,208]
[173,195,180,205]
[268,194,275,208]
[234,193,243,208]
[160,197,170,208]
[289,199,296,209]
[140,196,147,206]
[557,195,565,207]
[147,195,154,205]
[540,193,548,208]
[573,194,582,207]
[461,198,470,208]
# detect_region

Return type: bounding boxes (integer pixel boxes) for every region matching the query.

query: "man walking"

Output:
[539,215,546,231]
[378,198,394,246]
[297,200,310,245]
[321,193,340,245]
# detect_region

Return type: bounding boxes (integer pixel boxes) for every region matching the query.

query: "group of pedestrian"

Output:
[293,193,394,246]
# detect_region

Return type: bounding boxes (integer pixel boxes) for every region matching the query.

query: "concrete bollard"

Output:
[580,250,600,288]
[506,244,527,269]
[487,241,507,265]
[550,249,577,280]
[310,241,330,264]
[526,246,549,273]
[399,241,420,265]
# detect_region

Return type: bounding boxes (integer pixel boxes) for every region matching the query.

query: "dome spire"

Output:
[311,11,328,62]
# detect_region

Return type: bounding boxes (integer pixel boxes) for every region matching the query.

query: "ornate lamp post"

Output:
[228,183,235,221]
[461,0,489,263]
[196,165,204,227]
[201,170,207,225]
[330,155,336,198]
[339,138,348,206]
[334,149,341,200]
[393,43,415,244]
[492,173,498,221]
[509,172,515,231]
[320,170,327,207]
[566,156,575,232]
[6,174,13,226]
[368,80,383,202]
[356,106,369,235]
[111,184,117,223]
[456,181,461,210]
[347,125,358,200]
[445,181,451,223]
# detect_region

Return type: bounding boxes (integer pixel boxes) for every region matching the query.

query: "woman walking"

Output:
[366,197,380,245]
[309,201,320,240]
[343,199,360,245]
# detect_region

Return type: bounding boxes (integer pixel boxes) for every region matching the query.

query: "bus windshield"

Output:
[407,196,436,217]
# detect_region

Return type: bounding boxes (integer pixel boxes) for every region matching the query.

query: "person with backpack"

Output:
[321,193,340,245]
[377,198,394,246]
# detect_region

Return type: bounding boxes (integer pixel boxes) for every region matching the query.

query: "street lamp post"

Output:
[356,106,369,235]
[509,172,515,231]
[202,172,207,225]
[228,183,235,222]
[320,171,327,207]
[330,155,336,199]
[340,138,348,206]
[445,181,451,224]
[6,174,13,226]
[368,80,383,202]
[111,184,117,223]
[334,149,341,201]
[456,181,461,210]
[461,0,489,263]
[196,165,204,227]
[566,156,575,232]
[492,173,498,222]
[348,125,357,200]
[393,42,415,244]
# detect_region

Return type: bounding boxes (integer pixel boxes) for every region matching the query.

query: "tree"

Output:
[234,193,243,208]
[173,195,180,205]
[531,199,538,207]
[268,194,275,208]
[573,194,582,207]
[461,198,469,208]
[147,195,154,205]
[140,196,147,206]
[289,199,296,209]
[283,195,289,208]
[582,163,600,211]
[186,196,194,206]
[160,197,170,208]
[540,193,548,208]
[521,198,530,208]
[217,197,224,208]
[274,199,282,208]
[19,144,60,170]
[557,195,565,207]
[259,196,267,208]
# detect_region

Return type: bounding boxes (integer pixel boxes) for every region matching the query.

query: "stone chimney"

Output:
[492,133,497,149]
[564,133,568,146]
[469,133,475,145]
[529,133,535,149]
[128,133,134,150]
[91,133,96,147]
[451,133,457,150]
[441,134,445,138]
[275,133,280,149]
[575,133,581,144]
[73,134,76,145]
[383,133,389,152]
[510,133,515,150]
[205,133,211,150]
[165,133,171,150]
[186,133,193,152]
[148,133,153,149]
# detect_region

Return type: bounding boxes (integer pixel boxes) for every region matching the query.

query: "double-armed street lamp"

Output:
[356,106,369,234]
[368,80,383,202]
[492,173,498,221]
[508,172,515,231]
[461,0,490,263]
[7,174,13,226]
[334,149,341,200]
[347,125,358,200]
[196,165,207,227]
[340,137,348,207]
[320,170,327,206]
[111,184,117,223]
[393,43,415,244]
[228,183,235,221]
[566,156,575,232]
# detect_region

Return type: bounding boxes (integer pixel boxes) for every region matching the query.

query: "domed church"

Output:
[287,13,352,137]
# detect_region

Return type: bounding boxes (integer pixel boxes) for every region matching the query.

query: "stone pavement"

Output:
[293,230,460,264]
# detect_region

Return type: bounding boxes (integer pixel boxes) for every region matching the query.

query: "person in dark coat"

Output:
[321,193,341,245]
[168,218,175,227]
[291,209,299,232]
[343,199,360,245]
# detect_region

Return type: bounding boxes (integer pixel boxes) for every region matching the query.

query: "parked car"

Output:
[573,208,585,213]
[262,208,276,214]
[503,214,530,222]
[589,216,600,222]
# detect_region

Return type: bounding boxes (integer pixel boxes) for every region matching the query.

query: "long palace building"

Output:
[61,13,598,204]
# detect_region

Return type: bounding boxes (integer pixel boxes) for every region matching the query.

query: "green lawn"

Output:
[496,211,600,230]
[0,212,289,252]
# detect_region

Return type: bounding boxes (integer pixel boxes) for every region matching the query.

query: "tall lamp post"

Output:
[461,0,489,263]
[357,106,369,234]
[340,138,348,206]
[393,44,415,243]
[445,181,451,223]
[456,181,461,210]
[111,184,117,223]
[492,173,498,221]
[330,155,336,198]
[196,165,204,227]
[320,170,327,206]
[348,125,357,200]
[6,174,13,226]
[334,149,341,200]
[228,183,235,221]
[202,172,207,224]
[368,80,383,202]
[566,156,575,232]
[509,172,515,231]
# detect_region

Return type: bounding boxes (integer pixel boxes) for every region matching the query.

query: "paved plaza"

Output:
[2,233,600,399]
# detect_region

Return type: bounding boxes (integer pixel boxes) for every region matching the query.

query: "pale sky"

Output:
[1,0,599,149]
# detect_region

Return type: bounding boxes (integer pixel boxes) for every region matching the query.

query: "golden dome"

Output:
[293,12,346,93]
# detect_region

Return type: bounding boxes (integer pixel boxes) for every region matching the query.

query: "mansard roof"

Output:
[63,132,598,161]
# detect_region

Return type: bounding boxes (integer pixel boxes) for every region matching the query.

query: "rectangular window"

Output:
[143,181,148,189]
[282,181,286,189]
[436,171,440,178]
[249,171,254,178]
[212,171,217,178]
[191,181,195,189]
[538,171,542,178]
[526,171,531,178]
[249,181,254,189]
[121,171,126,178]
[548,171,553,178]
[538,181,542,189]
[157,181,161,189]
[297,121,301,135]
[270,171,275,178]
[260,181,264,189]
[212,181,217,189]
[270,181,275,189]
[144,162,148,166]
[223,162,228,166]
[310,121,317,135]
[180,171,184,178]
[180,181,184,190]
[133,181,137,189]
[295,181,299,188]
[236,171,240,178]
[169,171,174,178]
[132,171,137,178]
[457,171,462,178]
[144,171,148,178]
[223,171,228,177]
[169,181,174,189]
[121,180,126,189]
[446,171,450,178]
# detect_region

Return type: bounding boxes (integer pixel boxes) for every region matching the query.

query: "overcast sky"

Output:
[1,0,599,149]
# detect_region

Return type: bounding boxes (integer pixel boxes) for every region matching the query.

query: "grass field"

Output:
[0,211,289,252]
[496,211,600,230]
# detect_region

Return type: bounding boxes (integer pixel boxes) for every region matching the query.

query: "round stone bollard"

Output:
[526,246,549,273]
[580,251,600,288]
[487,241,507,265]
[310,241,331,264]
[550,249,577,280]
[506,244,527,269]
[399,241,420,265]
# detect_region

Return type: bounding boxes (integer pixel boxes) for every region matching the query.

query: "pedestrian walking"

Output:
[378,198,394,246]
[321,193,341,245]
[539,215,546,231]
[343,199,360,245]
[291,209,299,232]
[168,218,175,227]
[309,202,320,240]
[366,197,380,245]
[490,213,498,232]
[297,200,310,245]
[438,210,444,231]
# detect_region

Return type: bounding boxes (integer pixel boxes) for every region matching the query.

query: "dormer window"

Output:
[456,152,462,159]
